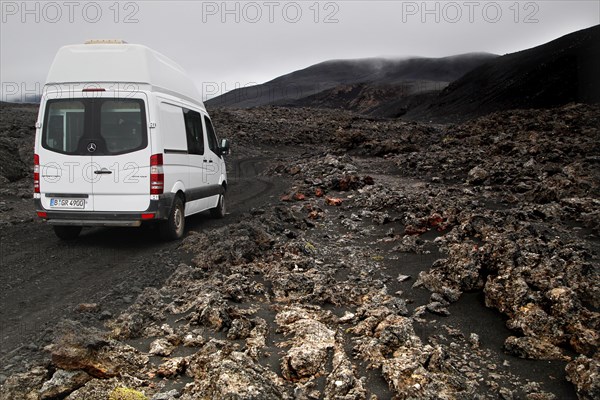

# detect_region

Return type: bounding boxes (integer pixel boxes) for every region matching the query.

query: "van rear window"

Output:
[100,100,144,153]
[43,101,85,154]
[42,98,147,156]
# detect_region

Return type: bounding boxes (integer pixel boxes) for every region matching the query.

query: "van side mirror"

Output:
[219,138,230,156]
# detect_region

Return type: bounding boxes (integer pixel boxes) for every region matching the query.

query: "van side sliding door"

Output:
[183,108,208,215]
[159,100,190,208]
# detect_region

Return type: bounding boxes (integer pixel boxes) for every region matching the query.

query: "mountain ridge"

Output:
[206,52,498,109]
[208,25,600,122]
[405,24,600,122]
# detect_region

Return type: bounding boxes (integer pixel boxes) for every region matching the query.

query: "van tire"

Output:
[210,194,226,219]
[53,226,82,240]
[160,196,185,240]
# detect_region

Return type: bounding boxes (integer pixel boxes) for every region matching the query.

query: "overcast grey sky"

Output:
[1,0,598,101]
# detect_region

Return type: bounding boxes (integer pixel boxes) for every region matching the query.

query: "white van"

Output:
[34,40,229,240]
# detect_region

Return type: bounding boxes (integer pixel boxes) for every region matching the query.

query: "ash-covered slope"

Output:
[0,102,37,183]
[406,25,600,122]
[206,53,497,109]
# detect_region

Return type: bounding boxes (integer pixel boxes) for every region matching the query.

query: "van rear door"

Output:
[38,95,151,213]
[38,98,94,212]
[91,97,151,212]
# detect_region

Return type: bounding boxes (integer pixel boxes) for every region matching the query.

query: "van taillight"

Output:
[150,154,164,195]
[34,154,40,193]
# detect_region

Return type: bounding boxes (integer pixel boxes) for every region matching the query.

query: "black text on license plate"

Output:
[50,198,85,209]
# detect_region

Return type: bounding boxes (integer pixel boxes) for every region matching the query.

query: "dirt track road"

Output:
[0,155,285,371]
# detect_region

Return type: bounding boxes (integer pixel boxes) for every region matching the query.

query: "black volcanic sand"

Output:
[0,103,598,399]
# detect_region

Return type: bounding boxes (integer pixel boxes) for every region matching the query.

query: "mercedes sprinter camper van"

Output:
[34,40,229,240]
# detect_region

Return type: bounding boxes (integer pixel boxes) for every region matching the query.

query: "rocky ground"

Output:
[0,103,598,399]
[0,102,38,224]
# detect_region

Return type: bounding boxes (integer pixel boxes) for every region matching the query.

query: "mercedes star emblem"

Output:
[87,142,97,153]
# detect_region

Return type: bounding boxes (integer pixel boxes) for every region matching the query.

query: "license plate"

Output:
[49,198,85,209]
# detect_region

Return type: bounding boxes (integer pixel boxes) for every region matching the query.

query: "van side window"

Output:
[183,109,204,155]
[204,116,218,152]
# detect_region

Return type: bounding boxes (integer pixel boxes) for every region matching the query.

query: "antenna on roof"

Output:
[84,39,128,44]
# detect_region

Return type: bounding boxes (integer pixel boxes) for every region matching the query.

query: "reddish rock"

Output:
[293,192,306,201]
[404,225,427,235]
[325,197,343,206]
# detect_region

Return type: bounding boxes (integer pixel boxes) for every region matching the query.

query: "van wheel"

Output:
[160,196,185,240]
[210,194,226,219]
[53,226,82,240]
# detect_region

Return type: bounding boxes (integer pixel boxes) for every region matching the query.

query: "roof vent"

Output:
[84,39,127,44]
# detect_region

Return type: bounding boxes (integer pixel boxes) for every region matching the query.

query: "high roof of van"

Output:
[45,42,205,108]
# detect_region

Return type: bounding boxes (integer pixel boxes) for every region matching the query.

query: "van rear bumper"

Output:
[34,194,175,227]
[47,219,143,227]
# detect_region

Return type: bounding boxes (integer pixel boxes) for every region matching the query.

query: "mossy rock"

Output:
[108,387,148,400]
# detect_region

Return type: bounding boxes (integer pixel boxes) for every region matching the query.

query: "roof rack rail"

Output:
[84,39,128,44]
